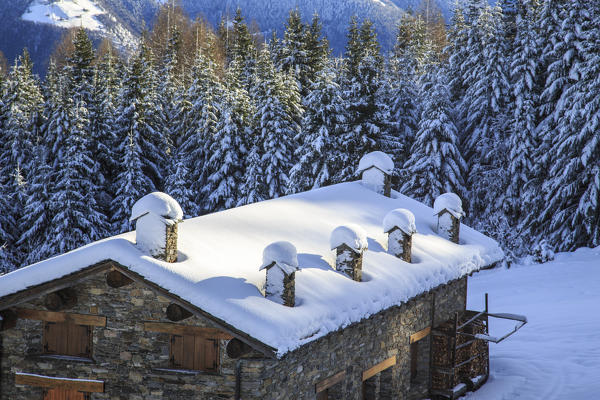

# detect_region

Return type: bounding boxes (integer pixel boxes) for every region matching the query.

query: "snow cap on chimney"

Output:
[330,224,368,281]
[383,209,417,262]
[433,193,464,244]
[260,241,299,307]
[130,192,183,262]
[356,151,394,197]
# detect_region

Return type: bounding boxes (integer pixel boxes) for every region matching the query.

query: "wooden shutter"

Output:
[170,334,219,371]
[198,338,218,372]
[43,388,88,400]
[170,334,184,368]
[44,322,91,358]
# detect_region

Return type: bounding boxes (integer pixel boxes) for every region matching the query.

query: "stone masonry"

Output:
[1,268,467,400]
[335,244,364,282]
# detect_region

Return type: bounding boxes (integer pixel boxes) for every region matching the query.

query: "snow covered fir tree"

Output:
[1,0,599,273]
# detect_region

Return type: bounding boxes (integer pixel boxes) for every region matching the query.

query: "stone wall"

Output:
[1,270,467,400]
[254,277,468,399]
[0,271,266,400]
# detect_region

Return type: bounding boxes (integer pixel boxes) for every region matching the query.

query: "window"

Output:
[410,341,419,382]
[43,388,89,400]
[43,321,92,358]
[169,334,218,372]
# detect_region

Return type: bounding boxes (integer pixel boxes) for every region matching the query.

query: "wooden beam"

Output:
[362,356,397,381]
[144,322,233,339]
[15,373,104,392]
[410,326,431,344]
[315,371,346,393]
[15,308,106,327]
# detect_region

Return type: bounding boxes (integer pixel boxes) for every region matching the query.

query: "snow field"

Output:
[22,0,105,31]
[465,247,600,400]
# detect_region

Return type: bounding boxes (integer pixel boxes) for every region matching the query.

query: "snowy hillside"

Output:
[21,0,136,50]
[466,247,600,399]
[22,0,106,30]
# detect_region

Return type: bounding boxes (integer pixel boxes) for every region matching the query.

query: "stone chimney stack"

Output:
[130,192,184,263]
[356,151,394,197]
[433,193,464,244]
[330,224,368,282]
[260,242,299,307]
[383,209,417,262]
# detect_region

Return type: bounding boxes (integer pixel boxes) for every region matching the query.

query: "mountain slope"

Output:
[0,0,464,75]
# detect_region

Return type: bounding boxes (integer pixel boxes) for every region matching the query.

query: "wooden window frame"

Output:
[315,370,346,397]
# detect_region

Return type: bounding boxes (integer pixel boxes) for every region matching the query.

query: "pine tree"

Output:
[340,20,390,181]
[17,149,53,265]
[288,64,347,193]
[0,182,18,273]
[180,43,223,215]
[91,48,120,221]
[506,0,540,227]
[44,84,109,255]
[459,5,510,219]
[203,89,250,211]
[111,44,160,232]
[0,49,43,188]
[251,48,296,199]
[533,1,600,250]
[401,67,467,206]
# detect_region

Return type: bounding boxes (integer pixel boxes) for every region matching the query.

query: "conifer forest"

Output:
[0,0,599,274]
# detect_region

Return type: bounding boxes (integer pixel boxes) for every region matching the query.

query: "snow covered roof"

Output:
[130,192,183,223]
[260,241,299,275]
[383,209,417,235]
[356,151,394,175]
[0,182,502,357]
[433,193,465,219]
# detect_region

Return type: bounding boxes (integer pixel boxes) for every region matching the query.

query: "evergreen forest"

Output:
[1,0,599,273]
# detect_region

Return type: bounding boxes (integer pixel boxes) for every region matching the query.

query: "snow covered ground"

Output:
[22,0,106,31]
[465,247,600,400]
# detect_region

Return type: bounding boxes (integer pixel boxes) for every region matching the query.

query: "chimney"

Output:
[330,224,368,282]
[130,192,184,262]
[383,209,417,262]
[356,151,394,197]
[433,193,464,244]
[259,241,299,307]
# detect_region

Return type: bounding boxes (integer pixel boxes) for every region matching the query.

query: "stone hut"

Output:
[0,180,505,400]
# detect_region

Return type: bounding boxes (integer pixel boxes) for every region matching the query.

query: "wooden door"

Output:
[43,388,87,400]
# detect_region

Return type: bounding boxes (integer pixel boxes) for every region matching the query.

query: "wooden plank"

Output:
[16,309,106,327]
[315,371,346,393]
[15,373,104,393]
[362,356,397,381]
[410,326,431,344]
[144,322,233,339]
